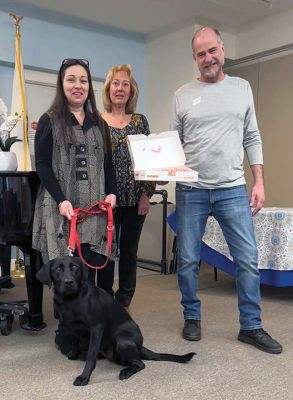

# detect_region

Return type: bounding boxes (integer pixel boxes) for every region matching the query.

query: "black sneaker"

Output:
[238,328,282,354]
[182,319,201,341]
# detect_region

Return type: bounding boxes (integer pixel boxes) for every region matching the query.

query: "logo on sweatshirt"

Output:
[192,97,201,106]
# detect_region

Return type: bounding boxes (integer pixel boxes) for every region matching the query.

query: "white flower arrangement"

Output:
[0,98,22,151]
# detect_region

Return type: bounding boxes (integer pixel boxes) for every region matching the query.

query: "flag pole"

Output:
[9,14,27,279]
[9,13,23,33]
[9,13,30,172]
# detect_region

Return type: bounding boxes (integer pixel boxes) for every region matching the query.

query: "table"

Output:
[167,208,293,287]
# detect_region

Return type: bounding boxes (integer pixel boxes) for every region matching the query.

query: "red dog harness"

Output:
[68,201,114,269]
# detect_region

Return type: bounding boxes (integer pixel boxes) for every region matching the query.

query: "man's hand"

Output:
[250,165,265,215]
[138,193,150,215]
[250,183,265,215]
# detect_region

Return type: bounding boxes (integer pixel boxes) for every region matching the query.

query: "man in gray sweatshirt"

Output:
[172,26,282,354]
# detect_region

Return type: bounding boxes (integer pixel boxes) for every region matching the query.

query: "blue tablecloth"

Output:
[167,211,293,287]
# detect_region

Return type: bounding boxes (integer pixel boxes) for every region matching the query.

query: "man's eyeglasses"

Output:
[61,59,89,68]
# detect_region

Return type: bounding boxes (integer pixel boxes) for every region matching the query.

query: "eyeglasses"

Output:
[61,59,90,68]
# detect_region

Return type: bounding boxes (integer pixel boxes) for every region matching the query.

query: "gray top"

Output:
[172,74,263,188]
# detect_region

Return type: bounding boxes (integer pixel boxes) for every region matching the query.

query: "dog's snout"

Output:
[64,278,74,286]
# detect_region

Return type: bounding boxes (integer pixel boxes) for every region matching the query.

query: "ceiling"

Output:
[1,0,293,38]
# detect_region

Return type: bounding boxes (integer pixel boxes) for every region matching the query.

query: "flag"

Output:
[10,26,32,171]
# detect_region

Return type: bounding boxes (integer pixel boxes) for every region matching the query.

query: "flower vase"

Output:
[0,152,18,171]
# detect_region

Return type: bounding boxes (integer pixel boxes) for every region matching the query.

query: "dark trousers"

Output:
[112,206,146,307]
[78,244,115,297]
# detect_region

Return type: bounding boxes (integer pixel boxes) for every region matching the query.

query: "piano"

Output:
[0,171,46,335]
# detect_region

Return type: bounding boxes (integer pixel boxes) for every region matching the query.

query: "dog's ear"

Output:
[36,260,54,288]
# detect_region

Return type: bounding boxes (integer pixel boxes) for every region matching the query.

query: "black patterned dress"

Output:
[110,113,155,206]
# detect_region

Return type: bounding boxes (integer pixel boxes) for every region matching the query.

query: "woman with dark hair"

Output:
[102,64,155,307]
[33,58,117,294]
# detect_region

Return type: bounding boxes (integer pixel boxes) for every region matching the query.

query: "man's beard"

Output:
[202,62,222,79]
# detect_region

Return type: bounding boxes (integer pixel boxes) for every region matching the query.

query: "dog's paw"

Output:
[73,375,89,386]
[119,362,145,380]
[78,351,88,361]
[67,351,78,360]
[119,368,132,380]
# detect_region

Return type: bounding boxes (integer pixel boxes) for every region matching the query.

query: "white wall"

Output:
[236,8,293,58]
[0,10,145,111]
[145,23,195,134]
[145,23,196,203]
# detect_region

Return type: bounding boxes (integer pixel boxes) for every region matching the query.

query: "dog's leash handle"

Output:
[68,201,114,269]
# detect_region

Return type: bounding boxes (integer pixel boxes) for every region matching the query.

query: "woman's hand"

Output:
[104,194,116,209]
[138,193,150,215]
[58,200,74,220]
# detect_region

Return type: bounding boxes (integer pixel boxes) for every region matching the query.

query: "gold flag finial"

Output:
[9,13,23,34]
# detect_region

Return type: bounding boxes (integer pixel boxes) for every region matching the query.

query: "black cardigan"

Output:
[35,112,117,204]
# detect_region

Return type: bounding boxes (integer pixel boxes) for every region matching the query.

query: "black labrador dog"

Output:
[37,257,195,386]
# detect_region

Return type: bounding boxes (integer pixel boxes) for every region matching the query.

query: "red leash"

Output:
[68,201,114,269]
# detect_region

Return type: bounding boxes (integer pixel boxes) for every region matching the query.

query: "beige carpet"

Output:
[1,263,292,400]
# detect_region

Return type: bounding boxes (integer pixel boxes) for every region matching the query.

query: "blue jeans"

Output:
[175,184,262,330]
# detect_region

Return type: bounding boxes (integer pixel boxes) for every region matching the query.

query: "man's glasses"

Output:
[61,59,89,68]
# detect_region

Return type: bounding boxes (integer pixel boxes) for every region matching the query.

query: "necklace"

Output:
[111,113,130,125]
[116,117,125,124]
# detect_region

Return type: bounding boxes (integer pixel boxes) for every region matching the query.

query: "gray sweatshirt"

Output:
[172,74,263,188]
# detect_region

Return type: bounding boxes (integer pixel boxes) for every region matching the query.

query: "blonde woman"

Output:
[102,64,155,307]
